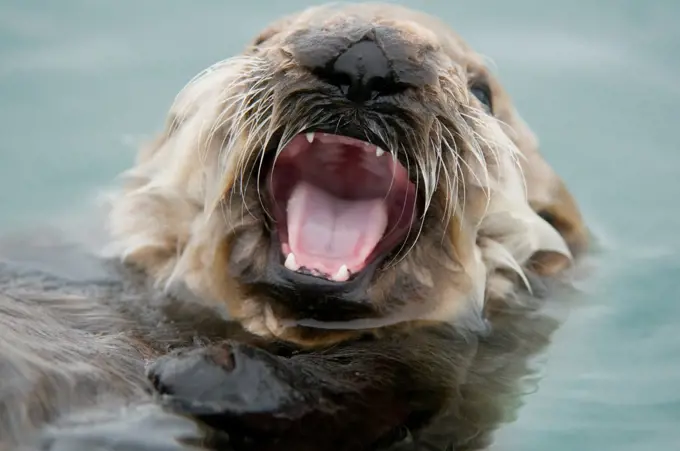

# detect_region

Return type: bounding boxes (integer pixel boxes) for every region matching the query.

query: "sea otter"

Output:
[0,3,589,451]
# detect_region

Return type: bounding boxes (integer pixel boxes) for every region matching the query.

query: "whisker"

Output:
[164,49,534,290]
[382,142,417,270]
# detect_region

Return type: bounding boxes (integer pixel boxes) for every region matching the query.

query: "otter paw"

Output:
[146,342,316,431]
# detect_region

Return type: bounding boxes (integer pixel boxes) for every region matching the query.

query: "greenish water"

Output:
[1,0,679,449]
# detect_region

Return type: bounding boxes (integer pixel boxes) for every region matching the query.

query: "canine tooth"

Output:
[305,132,315,143]
[284,253,299,271]
[333,265,350,282]
[375,146,385,157]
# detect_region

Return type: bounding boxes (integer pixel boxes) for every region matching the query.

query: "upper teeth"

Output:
[375,146,385,157]
[305,132,315,143]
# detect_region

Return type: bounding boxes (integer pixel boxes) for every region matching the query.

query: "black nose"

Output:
[320,39,401,103]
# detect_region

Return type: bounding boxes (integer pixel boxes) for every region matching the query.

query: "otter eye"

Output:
[470,83,493,113]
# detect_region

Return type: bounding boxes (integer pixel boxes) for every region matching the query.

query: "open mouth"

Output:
[267,132,418,283]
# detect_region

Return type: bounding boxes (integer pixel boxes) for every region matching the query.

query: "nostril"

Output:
[365,75,404,99]
[314,70,402,101]
[311,39,407,103]
[313,67,352,95]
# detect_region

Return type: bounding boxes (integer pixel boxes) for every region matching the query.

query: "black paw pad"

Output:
[146,342,315,435]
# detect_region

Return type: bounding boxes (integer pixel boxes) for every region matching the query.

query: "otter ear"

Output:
[247,15,295,49]
[530,180,589,261]
[493,95,590,261]
[480,189,573,280]
[250,28,278,47]
[524,206,574,276]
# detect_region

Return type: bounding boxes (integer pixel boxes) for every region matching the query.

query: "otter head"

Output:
[108,4,588,347]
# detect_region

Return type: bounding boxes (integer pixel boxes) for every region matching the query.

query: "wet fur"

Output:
[0,245,571,450]
[0,3,588,451]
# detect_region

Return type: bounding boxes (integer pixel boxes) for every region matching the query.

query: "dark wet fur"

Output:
[0,234,571,451]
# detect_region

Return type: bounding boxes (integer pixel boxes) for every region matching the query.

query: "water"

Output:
[1,0,679,449]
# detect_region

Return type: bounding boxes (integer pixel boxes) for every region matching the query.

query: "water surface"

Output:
[1,1,679,449]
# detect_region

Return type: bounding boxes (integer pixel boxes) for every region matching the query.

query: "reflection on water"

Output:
[1,0,679,449]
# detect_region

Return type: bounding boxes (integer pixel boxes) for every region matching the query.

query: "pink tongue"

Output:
[287,181,388,277]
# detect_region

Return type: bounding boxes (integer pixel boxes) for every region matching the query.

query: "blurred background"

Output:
[1,0,679,449]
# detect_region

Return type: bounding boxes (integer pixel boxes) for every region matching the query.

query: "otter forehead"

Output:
[252,3,486,77]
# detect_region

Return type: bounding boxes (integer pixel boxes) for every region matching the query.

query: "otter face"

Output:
[108,4,587,346]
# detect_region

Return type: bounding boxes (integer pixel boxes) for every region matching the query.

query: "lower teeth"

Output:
[284,252,352,282]
[298,267,327,277]
[292,266,351,282]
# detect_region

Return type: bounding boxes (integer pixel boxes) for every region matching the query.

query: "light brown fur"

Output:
[106,3,587,347]
[0,4,589,450]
